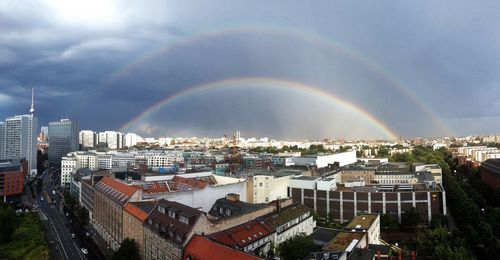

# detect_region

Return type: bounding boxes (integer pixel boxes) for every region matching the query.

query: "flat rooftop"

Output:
[345,215,378,230]
[323,232,365,252]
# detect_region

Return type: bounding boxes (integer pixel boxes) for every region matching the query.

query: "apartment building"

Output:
[93,176,142,251]
[123,201,157,259]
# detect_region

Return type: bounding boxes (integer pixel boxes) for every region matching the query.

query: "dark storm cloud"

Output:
[1,0,499,138]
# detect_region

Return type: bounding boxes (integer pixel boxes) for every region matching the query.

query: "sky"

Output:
[1,0,500,140]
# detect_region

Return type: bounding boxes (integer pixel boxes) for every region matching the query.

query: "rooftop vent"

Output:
[225,193,240,202]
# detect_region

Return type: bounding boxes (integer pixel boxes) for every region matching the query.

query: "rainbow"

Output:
[105,25,452,136]
[120,77,399,140]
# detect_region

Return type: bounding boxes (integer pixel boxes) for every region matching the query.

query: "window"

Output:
[168,210,175,218]
[259,183,263,187]
[158,206,165,214]
[179,215,189,224]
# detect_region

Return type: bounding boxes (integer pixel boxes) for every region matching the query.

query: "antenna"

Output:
[29,87,35,115]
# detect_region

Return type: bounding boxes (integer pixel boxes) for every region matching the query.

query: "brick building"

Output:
[0,158,28,203]
[123,201,157,259]
[289,175,446,223]
[143,199,208,260]
[480,159,500,189]
[93,176,141,251]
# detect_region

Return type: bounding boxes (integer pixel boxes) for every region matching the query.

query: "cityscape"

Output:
[1,1,500,260]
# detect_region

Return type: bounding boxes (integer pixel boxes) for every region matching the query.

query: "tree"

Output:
[401,207,420,229]
[416,227,472,259]
[277,234,320,260]
[380,213,399,230]
[0,202,16,244]
[112,238,140,260]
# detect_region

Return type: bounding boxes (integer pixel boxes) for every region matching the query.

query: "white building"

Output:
[246,173,294,203]
[61,156,77,187]
[264,203,316,246]
[3,114,38,175]
[124,133,143,147]
[79,130,96,149]
[292,151,356,168]
[98,131,123,149]
[140,173,247,212]
[0,123,4,158]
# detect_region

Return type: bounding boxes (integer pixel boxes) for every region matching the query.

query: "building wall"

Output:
[147,181,247,212]
[48,119,79,166]
[341,170,375,183]
[290,187,446,223]
[480,167,500,189]
[144,225,182,260]
[93,190,124,251]
[123,210,146,259]
[273,215,315,246]
[248,175,291,203]
[80,180,95,221]
[4,115,37,174]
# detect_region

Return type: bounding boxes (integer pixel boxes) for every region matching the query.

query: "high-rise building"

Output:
[98,131,123,149]
[79,130,96,149]
[40,126,48,142]
[124,132,143,147]
[3,115,38,175]
[1,88,38,176]
[0,122,4,158]
[48,119,79,166]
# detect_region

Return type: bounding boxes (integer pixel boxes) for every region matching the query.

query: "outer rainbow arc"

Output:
[105,25,452,136]
[119,77,399,140]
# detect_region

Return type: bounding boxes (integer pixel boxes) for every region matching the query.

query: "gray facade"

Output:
[3,115,37,174]
[48,119,79,166]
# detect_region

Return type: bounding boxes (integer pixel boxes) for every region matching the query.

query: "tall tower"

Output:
[30,87,35,115]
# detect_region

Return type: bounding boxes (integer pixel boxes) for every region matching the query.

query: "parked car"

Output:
[81,248,88,254]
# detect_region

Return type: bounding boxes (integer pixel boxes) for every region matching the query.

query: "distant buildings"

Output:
[289,162,446,223]
[79,130,96,150]
[98,131,123,149]
[48,119,79,167]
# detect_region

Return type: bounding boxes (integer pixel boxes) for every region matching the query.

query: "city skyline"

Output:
[1,1,500,139]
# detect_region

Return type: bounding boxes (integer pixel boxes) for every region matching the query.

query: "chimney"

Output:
[225,193,240,202]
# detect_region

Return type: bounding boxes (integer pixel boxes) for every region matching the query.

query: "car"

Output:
[85,232,90,237]
[81,248,88,254]
[71,233,76,238]
[40,197,44,201]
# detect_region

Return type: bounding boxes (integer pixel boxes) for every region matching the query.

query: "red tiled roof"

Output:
[172,176,208,189]
[124,201,156,222]
[100,176,139,197]
[209,220,274,249]
[183,235,261,260]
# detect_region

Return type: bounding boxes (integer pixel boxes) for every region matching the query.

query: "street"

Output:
[35,168,101,260]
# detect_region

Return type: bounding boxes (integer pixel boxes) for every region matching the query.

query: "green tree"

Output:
[380,213,399,230]
[0,202,16,244]
[416,227,472,259]
[277,234,320,260]
[112,238,140,260]
[401,207,421,229]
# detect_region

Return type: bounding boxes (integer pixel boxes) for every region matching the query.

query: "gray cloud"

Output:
[1,0,499,138]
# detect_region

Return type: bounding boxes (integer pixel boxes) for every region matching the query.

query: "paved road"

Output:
[36,168,98,260]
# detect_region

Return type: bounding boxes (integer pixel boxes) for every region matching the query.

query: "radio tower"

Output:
[30,87,35,116]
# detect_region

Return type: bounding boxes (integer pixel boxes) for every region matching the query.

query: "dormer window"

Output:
[158,206,165,214]
[176,235,182,241]
[168,210,176,218]
[179,215,189,224]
